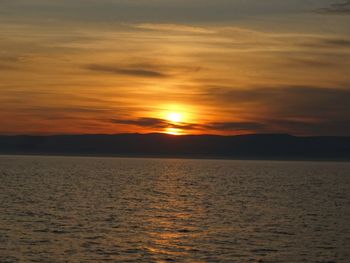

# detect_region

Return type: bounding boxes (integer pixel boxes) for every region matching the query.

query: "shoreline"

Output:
[1,152,349,163]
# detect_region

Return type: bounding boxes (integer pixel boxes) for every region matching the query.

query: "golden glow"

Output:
[165,128,182,135]
[159,104,196,124]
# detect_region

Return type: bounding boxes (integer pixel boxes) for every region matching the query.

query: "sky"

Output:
[0,0,350,136]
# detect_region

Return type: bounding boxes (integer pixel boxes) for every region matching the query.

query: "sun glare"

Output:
[158,104,194,135]
[166,112,182,123]
[164,112,183,135]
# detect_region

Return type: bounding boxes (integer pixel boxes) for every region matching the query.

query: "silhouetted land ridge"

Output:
[1,133,350,160]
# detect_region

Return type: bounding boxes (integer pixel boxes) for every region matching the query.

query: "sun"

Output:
[156,105,193,135]
[166,112,182,123]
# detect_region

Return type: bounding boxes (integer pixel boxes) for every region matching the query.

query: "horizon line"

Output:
[1,133,349,138]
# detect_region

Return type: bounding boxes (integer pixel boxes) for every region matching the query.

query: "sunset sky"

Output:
[1,0,350,136]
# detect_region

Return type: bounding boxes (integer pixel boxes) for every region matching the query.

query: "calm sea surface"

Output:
[0,155,349,263]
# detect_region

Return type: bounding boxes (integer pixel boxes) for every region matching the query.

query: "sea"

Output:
[0,155,349,263]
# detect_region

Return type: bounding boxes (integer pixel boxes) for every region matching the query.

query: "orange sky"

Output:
[1,1,350,136]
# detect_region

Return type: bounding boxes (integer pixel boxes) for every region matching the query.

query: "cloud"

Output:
[110,117,266,133]
[318,1,350,14]
[204,122,266,131]
[262,118,350,135]
[110,84,350,135]
[110,117,200,130]
[198,85,350,134]
[202,85,350,111]
[323,38,350,47]
[0,65,16,70]
[302,37,350,48]
[86,64,168,78]
[286,58,336,67]
[0,55,25,70]
[132,23,215,34]
[111,117,170,128]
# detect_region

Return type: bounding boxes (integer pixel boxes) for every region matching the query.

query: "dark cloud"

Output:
[198,85,350,135]
[204,122,266,131]
[0,55,22,63]
[286,58,336,68]
[110,117,266,133]
[323,38,350,47]
[0,55,29,70]
[256,118,350,136]
[318,1,350,14]
[110,117,201,130]
[302,37,350,48]
[86,64,168,78]
[203,85,350,113]
[111,118,170,128]
[0,65,16,70]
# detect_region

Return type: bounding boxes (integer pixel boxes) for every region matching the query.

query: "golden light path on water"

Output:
[2,156,348,262]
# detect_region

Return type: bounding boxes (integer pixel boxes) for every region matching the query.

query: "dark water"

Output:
[0,155,349,263]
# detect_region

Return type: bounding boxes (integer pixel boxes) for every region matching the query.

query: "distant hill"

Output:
[0,133,350,160]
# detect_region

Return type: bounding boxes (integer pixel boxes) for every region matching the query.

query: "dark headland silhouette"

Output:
[1,133,350,160]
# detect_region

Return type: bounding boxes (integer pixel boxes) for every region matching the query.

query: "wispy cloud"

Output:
[132,23,215,34]
[86,64,169,78]
[201,85,350,117]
